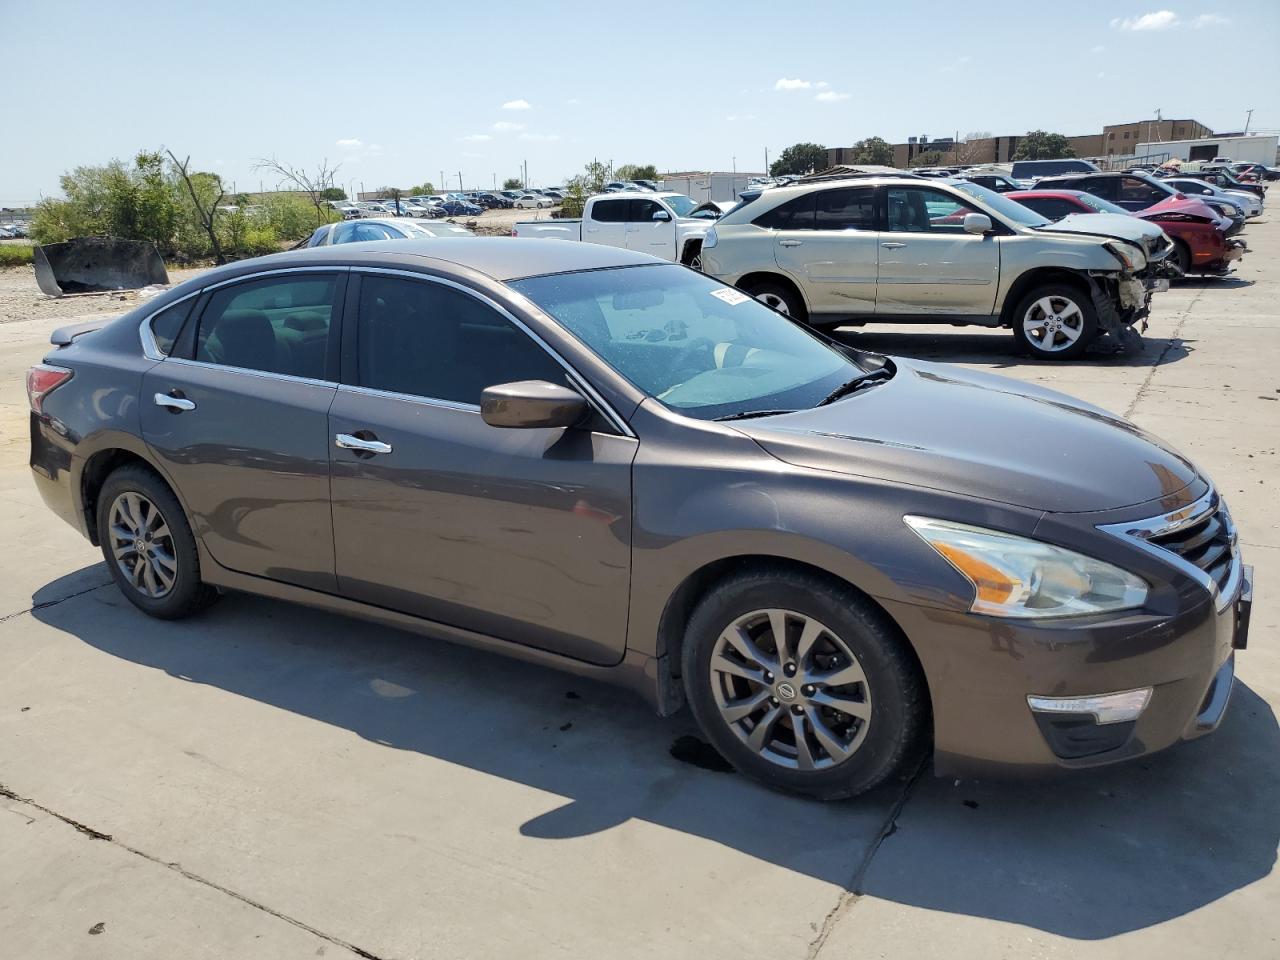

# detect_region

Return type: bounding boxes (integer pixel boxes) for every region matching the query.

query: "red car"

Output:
[1007,189,1244,277]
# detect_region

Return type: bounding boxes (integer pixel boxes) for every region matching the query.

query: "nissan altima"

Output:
[28,239,1251,798]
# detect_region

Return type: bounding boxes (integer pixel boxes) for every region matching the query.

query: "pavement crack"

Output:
[804,758,927,959]
[1124,286,1206,420]
[0,578,113,624]
[0,782,393,960]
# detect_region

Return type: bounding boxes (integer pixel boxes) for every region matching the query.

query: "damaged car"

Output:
[700,177,1174,360]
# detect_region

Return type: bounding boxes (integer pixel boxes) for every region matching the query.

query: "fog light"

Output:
[1027,688,1152,725]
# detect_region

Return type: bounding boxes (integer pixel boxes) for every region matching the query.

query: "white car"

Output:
[513,194,553,209]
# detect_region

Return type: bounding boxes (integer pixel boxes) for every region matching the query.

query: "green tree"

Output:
[1013,131,1076,161]
[320,187,346,201]
[615,163,659,182]
[559,160,611,217]
[845,137,894,166]
[769,142,828,177]
[502,176,524,190]
[908,150,946,168]
[407,181,435,195]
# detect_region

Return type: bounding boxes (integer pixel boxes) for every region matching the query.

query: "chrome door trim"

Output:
[138,288,205,362]
[335,433,393,454]
[162,356,339,389]
[153,393,196,411]
[349,266,637,439]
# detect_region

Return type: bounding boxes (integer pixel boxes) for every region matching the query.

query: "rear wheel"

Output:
[681,569,927,799]
[1171,240,1194,277]
[96,465,217,620]
[1011,284,1097,360]
[741,280,807,324]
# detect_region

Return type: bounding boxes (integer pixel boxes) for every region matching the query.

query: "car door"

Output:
[875,185,1000,317]
[624,197,677,259]
[770,186,879,315]
[583,198,628,248]
[327,271,637,666]
[139,269,345,593]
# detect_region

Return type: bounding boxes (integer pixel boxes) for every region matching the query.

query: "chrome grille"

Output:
[1149,505,1234,593]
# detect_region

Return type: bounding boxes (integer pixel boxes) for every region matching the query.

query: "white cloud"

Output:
[335,138,363,148]
[519,132,560,142]
[492,121,526,132]
[815,80,830,88]
[1110,10,1180,30]
[502,98,532,110]
[461,134,493,142]
[1091,44,1106,52]
[775,77,819,90]
[726,114,758,122]
[1192,13,1229,27]
[958,55,972,63]
[815,90,851,102]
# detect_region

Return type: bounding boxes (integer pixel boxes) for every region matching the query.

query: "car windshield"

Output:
[510,264,867,420]
[662,194,697,217]
[949,181,1050,227]
[1072,193,1132,215]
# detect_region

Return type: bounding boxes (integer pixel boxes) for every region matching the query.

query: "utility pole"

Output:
[457,171,463,192]
[439,170,444,193]
[493,173,497,190]
[764,147,769,173]
[732,156,736,174]
[1244,108,1254,135]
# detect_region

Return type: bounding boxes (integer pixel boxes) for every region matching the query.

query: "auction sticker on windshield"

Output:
[710,288,751,306]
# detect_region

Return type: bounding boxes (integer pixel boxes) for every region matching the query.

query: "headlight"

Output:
[1104,241,1145,271]
[904,516,1149,619]
[703,227,718,249]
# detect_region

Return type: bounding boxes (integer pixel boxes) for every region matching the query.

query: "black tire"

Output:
[1171,239,1194,277]
[741,280,808,324]
[1010,283,1098,361]
[681,568,928,800]
[681,240,704,271]
[96,465,218,620]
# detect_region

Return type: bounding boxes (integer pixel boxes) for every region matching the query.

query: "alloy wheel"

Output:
[754,292,790,316]
[107,491,178,599]
[709,608,872,770]
[1022,295,1084,353]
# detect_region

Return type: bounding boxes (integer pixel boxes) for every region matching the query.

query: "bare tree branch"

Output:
[253,156,342,225]
[167,150,225,264]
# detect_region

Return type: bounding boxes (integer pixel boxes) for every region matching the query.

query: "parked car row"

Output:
[1,222,31,238]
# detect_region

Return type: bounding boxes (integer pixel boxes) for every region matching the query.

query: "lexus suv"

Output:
[699,177,1176,360]
[28,239,1251,799]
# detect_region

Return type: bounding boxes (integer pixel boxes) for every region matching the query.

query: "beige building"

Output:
[1102,119,1211,156]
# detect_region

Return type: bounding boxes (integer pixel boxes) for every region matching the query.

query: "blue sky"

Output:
[2,0,1277,203]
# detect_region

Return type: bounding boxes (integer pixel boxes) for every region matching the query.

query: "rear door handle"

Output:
[881,241,907,249]
[778,239,803,247]
[335,433,393,455]
[154,393,195,412]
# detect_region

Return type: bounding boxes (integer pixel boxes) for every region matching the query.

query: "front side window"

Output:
[356,276,566,404]
[195,274,339,379]
[813,187,876,231]
[886,187,982,234]
[510,264,862,420]
[629,198,664,221]
[1118,177,1165,204]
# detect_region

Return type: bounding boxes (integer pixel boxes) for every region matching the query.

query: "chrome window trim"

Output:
[163,356,338,389]
[351,266,636,438]
[337,383,479,413]
[1098,487,1242,612]
[138,289,205,362]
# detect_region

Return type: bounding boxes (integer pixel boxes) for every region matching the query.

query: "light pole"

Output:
[1244,108,1254,136]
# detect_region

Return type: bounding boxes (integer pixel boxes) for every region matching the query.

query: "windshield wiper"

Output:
[817,367,894,406]
[713,409,797,422]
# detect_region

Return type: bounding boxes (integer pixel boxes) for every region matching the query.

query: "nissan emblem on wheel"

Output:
[28,237,1251,799]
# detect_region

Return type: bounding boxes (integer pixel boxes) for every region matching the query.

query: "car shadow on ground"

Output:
[1176,276,1256,291]
[828,327,1193,371]
[35,568,1278,940]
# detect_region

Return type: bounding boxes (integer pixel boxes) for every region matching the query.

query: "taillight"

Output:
[27,364,73,414]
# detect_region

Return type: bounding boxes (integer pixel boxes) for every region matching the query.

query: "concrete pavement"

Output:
[1,221,1277,959]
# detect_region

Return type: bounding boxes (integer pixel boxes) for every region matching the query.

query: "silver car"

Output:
[1163,178,1262,218]
[699,177,1174,360]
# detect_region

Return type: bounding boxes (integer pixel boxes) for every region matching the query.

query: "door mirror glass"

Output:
[652,209,671,221]
[481,380,588,429]
[963,213,993,235]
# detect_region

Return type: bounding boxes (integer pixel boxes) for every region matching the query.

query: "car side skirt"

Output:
[810,312,1001,328]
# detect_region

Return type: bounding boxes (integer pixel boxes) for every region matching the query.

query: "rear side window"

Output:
[355,276,566,404]
[591,199,628,223]
[814,187,876,231]
[149,298,196,356]
[1017,196,1079,221]
[195,274,340,380]
[752,194,816,230]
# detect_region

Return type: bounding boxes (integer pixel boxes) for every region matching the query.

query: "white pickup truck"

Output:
[511,192,711,266]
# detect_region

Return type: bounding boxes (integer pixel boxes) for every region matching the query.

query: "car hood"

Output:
[1034,212,1165,249]
[735,359,1198,514]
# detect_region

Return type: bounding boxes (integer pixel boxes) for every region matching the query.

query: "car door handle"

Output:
[335,433,392,455]
[881,241,907,249]
[154,393,195,412]
[778,239,803,247]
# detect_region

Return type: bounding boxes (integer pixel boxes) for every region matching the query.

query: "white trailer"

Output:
[1135,134,1279,165]
[658,172,763,204]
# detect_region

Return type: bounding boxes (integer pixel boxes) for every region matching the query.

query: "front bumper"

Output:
[883,539,1251,779]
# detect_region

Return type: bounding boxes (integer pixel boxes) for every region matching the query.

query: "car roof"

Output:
[194,237,659,284]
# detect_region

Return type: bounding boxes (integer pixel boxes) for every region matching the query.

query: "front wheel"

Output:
[1011,284,1098,360]
[681,569,927,799]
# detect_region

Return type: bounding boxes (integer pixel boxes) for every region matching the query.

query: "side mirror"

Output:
[652,210,672,221]
[963,213,993,235]
[481,380,588,429]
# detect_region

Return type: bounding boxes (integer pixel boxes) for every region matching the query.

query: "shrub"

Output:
[0,245,34,267]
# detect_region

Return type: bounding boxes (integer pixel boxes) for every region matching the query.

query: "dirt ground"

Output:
[0,265,209,327]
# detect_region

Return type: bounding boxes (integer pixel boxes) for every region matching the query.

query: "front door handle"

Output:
[778,238,804,247]
[154,393,195,412]
[881,241,907,249]
[335,433,392,455]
